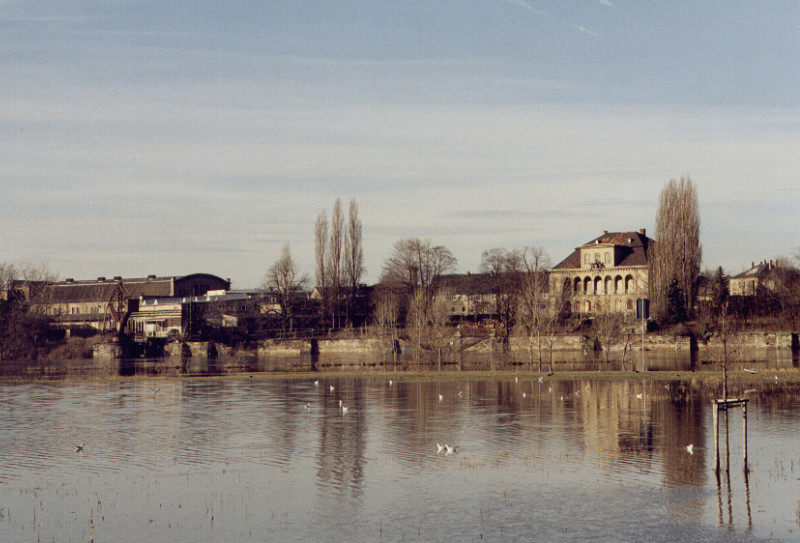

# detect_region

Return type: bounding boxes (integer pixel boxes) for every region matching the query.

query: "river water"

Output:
[2,375,800,542]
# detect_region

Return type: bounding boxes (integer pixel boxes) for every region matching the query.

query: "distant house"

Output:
[549,229,653,315]
[729,260,799,297]
[27,274,230,337]
[433,273,500,320]
[132,289,265,340]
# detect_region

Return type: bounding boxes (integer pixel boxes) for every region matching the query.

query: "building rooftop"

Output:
[552,229,653,270]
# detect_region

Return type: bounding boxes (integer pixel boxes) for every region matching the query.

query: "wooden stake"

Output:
[742,400,749,473]
[712,400,720,475]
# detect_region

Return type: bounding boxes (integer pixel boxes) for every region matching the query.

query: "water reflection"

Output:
[1,378,800,542]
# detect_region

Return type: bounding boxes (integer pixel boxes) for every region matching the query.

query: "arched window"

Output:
[594,253,600,263]
[594,276,602,295]
[615,276,623,294]
[584,254,590,265]
[585,301,592,312]
[626,299,634,311]
[584,277,592,294]
[595,301,602,312]
[625,275,634,293]
[574,277,581,294]
[605,252,611,265]
[604,276,612,295]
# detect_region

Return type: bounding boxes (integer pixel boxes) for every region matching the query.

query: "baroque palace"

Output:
[549,229,652,316]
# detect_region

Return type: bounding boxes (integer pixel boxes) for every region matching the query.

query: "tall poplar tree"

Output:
[344,198,364,324]
[327,198,344,328]
[649,176,702,321]
[314,210,328,326]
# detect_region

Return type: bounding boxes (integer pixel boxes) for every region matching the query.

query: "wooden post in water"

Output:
[714,402,720,473]
[742,401,749,473]
[712,398,749,475]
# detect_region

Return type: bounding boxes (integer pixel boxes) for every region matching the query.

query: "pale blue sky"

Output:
[3,1,799,287]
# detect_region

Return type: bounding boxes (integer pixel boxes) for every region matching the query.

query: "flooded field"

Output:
[2,375,800,542]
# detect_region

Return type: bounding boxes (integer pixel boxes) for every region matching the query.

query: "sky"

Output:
[3,1,799,288]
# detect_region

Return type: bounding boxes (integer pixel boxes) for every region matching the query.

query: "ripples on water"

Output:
[2,378,800,542]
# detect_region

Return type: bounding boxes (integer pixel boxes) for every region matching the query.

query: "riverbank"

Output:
[3,366,800,386]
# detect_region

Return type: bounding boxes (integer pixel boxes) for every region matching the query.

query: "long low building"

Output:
[32,273,231,337]
[131,289,274,340]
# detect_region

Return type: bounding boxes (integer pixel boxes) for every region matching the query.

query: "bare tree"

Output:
[593,314,623,371]
[479,248,522,359]
[705,304,743,401]
[314,210,329,327]
[406,288,427,366]
[516,247,551,371]
[373,290,400,366]
[405,285,454,366]
[344,198,364,326]
[262,244,309,337]
[649,176,702,322]
[327,198,344,329]
[380,238,456,299]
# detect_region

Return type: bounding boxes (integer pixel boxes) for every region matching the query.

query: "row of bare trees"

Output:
[314,198,365,330]
[376,238,457,364]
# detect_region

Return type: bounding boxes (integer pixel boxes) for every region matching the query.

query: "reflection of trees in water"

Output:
[315,380,366,503]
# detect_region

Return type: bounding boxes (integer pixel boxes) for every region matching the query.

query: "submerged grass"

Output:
[4,364,800,385]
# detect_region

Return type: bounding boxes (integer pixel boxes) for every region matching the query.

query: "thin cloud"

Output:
[507,0,533,10]
[571,23,602,37]
[596,0,614,7]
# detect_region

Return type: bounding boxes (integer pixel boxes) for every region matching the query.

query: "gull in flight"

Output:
[439,394,444,402]
[330,385,335,392]
[636,393,643,400]
[314,380,319,386]
[538,376,544,383]
[437,443,444,454]
[686,444,694,455]
[74,443,84,453]
[342,405,349,414]
[445,444,455,455]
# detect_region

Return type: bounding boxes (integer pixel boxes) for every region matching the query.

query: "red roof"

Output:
[552,230,653,270]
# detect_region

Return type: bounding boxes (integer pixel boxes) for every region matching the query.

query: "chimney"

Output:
[751,261,754,269]
[602,230,608,235]
[639,228,646,236]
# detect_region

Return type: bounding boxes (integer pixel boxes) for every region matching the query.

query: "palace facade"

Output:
[550,229,653,316]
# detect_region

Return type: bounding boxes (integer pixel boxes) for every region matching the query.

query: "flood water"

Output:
[2,376,800,542]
